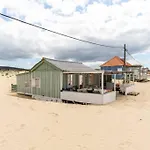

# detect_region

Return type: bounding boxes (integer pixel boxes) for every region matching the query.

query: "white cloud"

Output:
[0,0,150,68]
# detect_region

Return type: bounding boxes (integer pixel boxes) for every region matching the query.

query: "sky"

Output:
[0,0,150,69]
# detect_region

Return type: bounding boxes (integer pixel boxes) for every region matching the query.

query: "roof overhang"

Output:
[63,70,133,75]
[130,65,142,67]
[63,70,105,74]
[104,71,133,75]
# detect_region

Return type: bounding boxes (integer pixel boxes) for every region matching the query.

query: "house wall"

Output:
[101,66,123,71]
[31,62,62,98]
[142,68,148,79]
[101,66,123,79]
[127,66,141,80]
[17,72,31,94]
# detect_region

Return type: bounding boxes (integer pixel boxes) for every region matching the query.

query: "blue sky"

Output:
[0,0,150,69]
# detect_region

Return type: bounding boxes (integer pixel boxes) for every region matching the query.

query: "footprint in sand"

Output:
[29,147,36,150]
[12,102,20,107]
[82,133,92,137]
[119,139,132,149]
[30,106,35,111]
[15,124,26,131]
[0,139,7,146]
[43,127,50,132]
[77,145,87,149]
[48,112,59,116]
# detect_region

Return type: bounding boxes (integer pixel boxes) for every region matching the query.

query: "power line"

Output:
[0,13,123,49]
[126,50,143,66]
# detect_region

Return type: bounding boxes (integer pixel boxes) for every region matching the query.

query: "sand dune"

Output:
[0,72,150,150]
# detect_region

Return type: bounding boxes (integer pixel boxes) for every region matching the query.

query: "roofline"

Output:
[31,58,62,72]
[43,57,82,64]
[63,70,133,75]
[101,64,131,67]
[63,70,104,74]
[31,58,44,72]
[104,71,133,75]
[130,65,142,67]
[16,71,31,76]
[100,56,119,67]
[100,56,132,67]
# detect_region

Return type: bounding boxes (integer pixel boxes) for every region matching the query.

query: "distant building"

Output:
[127,65,143,80]
[100,56,145,80]
[100,56,132,79]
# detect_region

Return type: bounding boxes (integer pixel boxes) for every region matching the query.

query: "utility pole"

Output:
[124,44,127,72]
[124,44,127,83]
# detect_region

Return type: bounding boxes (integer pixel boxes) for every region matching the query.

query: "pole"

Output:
[124,44,127,83]
[124,44,127,72]
[101,73,104,95]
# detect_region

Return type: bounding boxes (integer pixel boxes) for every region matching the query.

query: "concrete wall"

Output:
[61,91,116,105]
[102,91,116,104]
[120,84,135,95]
[61,91,103,104]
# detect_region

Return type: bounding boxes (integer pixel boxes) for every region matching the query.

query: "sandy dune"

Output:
[0,73,150,150]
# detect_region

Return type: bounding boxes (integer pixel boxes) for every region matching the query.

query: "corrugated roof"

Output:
[44,58,95,72]
[101,56,132,67]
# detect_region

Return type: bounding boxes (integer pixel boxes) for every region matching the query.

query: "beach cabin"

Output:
[100,56,148,81]
[16,57,119,104]
[16,57,135,104]
[100,56,132,79]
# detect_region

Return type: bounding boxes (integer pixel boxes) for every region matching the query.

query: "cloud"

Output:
[0,0,150,68]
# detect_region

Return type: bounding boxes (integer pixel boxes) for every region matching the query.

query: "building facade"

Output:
[100,56,132,79]
[16,57,95,99]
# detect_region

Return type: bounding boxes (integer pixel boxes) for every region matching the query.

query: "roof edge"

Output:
[100,56,132,67]
[44,57,82,64]
[31,58,63,72]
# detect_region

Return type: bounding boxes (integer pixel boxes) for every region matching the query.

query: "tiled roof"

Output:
[101,56,132,67]
[44,58,95,72]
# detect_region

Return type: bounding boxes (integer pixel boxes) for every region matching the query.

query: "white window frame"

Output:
[117,68,122,72]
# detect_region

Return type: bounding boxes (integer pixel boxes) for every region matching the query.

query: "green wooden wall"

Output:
[17,72,31,94]
[31,61,61,98]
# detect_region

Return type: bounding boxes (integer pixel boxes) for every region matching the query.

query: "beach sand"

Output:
[0,72,150,150]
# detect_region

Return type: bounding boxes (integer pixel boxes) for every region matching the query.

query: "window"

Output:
[35,77,40,88]
[117,68,122,72]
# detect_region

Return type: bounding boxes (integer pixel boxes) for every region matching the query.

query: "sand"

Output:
[0,72,150,150]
